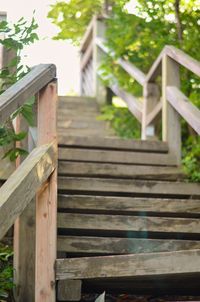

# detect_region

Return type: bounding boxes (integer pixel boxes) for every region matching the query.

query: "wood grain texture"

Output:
[167,86,200,134]
[142,83,160,139]
[165,45,200,78]
[56,249,200,280]
[58,148,176,166]
[57,235,200,254]
[58,177,200,197]
[58,135,168,152]
[57,212,200,235]
[162,54,181,164]
[0,64,56,124]
[109,83,142,122]
[58,195,200,216]
[58,161,183,180]
[35,82,57,302]
[0,143,56,240]
[57,279,82,301]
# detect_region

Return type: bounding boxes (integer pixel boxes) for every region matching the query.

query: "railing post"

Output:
[162,54,181,164]
[142,82,160,140]
[14,113,36,302]
[35,80,57,302]
[93,17,111,105]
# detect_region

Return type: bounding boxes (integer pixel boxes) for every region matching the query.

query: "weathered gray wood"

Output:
[167,86,200,134]
[0,64,56,124]
[57,280,82,301]
[109,83,142,122]
[58,177,200,197]
[0,142,56,240]
[96,37,146,85]
[57,212,200,235]
[162,54,181,164]
[142,83,160,139]
[58,120,109,130]
[14,114,35,302]
[58,148,177,166]
[58,195,200,216]
[165,45,200,78]
[58,128,113,137]
[59,96,96,103]
[58,135,168,152]
[58,161,183,180]
[56,249,200,280]
[145,101,162,126]
[0,146,15,180]
[118,57,146,86]
[14,201,36,302]
[93,17,108,103]
[81,41,93,70]
[80,16,95,53]
[57,235,200,254]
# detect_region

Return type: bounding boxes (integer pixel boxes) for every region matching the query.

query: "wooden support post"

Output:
[93,17,111,105]
[142,82,160,140]
[57,280,82,301]
[162,55,181,164]
[14,109,36,302]
[35,81,57,302]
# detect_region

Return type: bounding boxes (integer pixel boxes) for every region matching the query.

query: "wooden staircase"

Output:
[56,96,200,300]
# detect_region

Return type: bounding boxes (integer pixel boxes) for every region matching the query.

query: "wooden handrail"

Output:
[0,142,56,240]
[95,37,200,135]
[167,86,200,134]
[80,16,96,53]
[96,37,146,85]
[0,63,56,124]
[0,63,58,300]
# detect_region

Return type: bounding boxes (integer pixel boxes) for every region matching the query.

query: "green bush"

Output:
[0,244,13,301]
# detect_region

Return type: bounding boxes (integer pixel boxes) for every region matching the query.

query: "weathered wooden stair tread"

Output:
[58,161,183,180]
[58,177,200,197]
[57,235,200,254]
[57,213,200,237]
[56,249,200,280]
[58,148,176,166]
[58,135,168,152]
[58,195,200,216]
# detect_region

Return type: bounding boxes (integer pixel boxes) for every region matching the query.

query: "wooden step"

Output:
[59,96,96,104]
[58,195,200,217]
[58,129,114,137]
[57,212,200,239]
[57,235,200,255]
[58,135,168,152]
[58,148,176,166]
[58,177,200,197]
[58,161,183,180]
[56,249,200,281]
[57,120,109,130]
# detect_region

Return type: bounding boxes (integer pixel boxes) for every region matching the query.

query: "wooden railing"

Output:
[0,64,57,302]
[80,16,200,164]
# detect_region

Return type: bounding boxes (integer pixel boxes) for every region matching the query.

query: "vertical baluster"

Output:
[162,54,181,164]
[14,115,36,302]
[142,82,160,140]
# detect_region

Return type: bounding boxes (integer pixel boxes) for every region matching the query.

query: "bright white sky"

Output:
[0,0,80,95]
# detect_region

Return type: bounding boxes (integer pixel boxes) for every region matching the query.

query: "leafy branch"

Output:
[0,16,39,161]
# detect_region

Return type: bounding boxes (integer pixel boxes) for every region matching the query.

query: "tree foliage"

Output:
[48,0,200,181]
[0,17,38,161]
[48,0,103,44]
